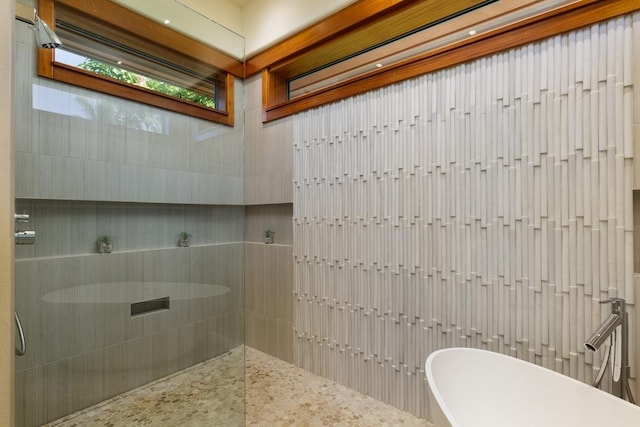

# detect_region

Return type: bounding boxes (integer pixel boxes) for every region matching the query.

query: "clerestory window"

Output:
[251,0,634,123]
[38,0,243,126]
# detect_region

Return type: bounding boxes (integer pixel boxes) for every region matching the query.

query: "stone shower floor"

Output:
[46,347,429,426]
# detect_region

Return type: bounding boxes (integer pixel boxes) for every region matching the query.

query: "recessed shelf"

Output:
[131,296,170,317]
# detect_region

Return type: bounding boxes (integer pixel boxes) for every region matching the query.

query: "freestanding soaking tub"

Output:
[425,348,640,427]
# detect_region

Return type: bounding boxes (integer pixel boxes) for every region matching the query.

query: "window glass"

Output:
[38,0,241,126]
[55,48,217,110]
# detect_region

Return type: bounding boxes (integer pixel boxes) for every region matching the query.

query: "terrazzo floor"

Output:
[45,347,430,426]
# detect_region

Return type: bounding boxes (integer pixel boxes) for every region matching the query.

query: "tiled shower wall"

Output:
[244,204,294,363]
[292,14,639,418]
[244,76,293,205]
[15,3,244,205]
[15,227,244,427]
[244,74,295,363]
[14,12,245,427]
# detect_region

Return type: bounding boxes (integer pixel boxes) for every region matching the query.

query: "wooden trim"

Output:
[51,62,233,125]
[223,74,235,127]
[261,69,288,122]
[286,0,601,97]
[38,0,235,126]
[245,0,422,77]
[55,0,243,77]
[268,0,490,79]
[37,0,55,78]
[263,0,640,122]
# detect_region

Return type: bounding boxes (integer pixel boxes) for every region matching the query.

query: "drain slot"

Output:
[131,296,170,316]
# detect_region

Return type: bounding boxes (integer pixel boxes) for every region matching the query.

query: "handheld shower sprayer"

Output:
[584,298,635,404]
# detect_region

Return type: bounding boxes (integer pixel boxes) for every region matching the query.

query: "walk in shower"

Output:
[13,1,245,425]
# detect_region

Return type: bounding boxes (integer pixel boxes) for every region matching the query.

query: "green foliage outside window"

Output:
[79,58,138,84]
[78,58,216,109]
[145,79,216,108]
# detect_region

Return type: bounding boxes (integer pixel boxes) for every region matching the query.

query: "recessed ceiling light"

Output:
[164,19,171,25]
[468,30,477,36]
[116,60,123,65]
[375,63,383,68]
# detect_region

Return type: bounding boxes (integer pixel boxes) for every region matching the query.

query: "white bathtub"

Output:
[425,348,640,427]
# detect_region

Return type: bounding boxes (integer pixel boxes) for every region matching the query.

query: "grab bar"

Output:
[15,310,26,356]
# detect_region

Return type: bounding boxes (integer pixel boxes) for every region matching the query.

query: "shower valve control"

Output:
[14,213,30,223]
[15,230,36,245]
[14,213,35,244]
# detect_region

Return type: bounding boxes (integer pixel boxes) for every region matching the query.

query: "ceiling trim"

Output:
[56,0,244,77]
[244,0,422,77]
[262,0,639,122]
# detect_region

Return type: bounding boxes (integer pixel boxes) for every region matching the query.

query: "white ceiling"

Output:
[228,0,253,7]
[112,0,357,57]
[112,0,245,58]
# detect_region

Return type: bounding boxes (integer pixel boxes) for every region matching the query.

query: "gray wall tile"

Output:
[14,22,244,206]
[15,242,245,426]
[244,242,293,361]
[245,204,293,244]
[13,13,247,427]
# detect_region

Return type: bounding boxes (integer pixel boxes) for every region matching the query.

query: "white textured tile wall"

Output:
[292,14,639,419]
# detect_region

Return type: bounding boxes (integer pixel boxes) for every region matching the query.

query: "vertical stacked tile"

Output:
[292,14,638,419]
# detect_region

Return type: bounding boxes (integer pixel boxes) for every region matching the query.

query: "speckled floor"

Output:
[45,348,245,427]
[46,347,429,426]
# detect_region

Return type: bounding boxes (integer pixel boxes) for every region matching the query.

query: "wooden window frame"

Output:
[249,0,640,123]
[38,0,244,127]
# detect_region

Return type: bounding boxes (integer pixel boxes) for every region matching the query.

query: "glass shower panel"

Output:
[13,1,245,425]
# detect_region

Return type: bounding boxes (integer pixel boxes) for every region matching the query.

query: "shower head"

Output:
[34,14,62,49]
[15,3,62,49]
